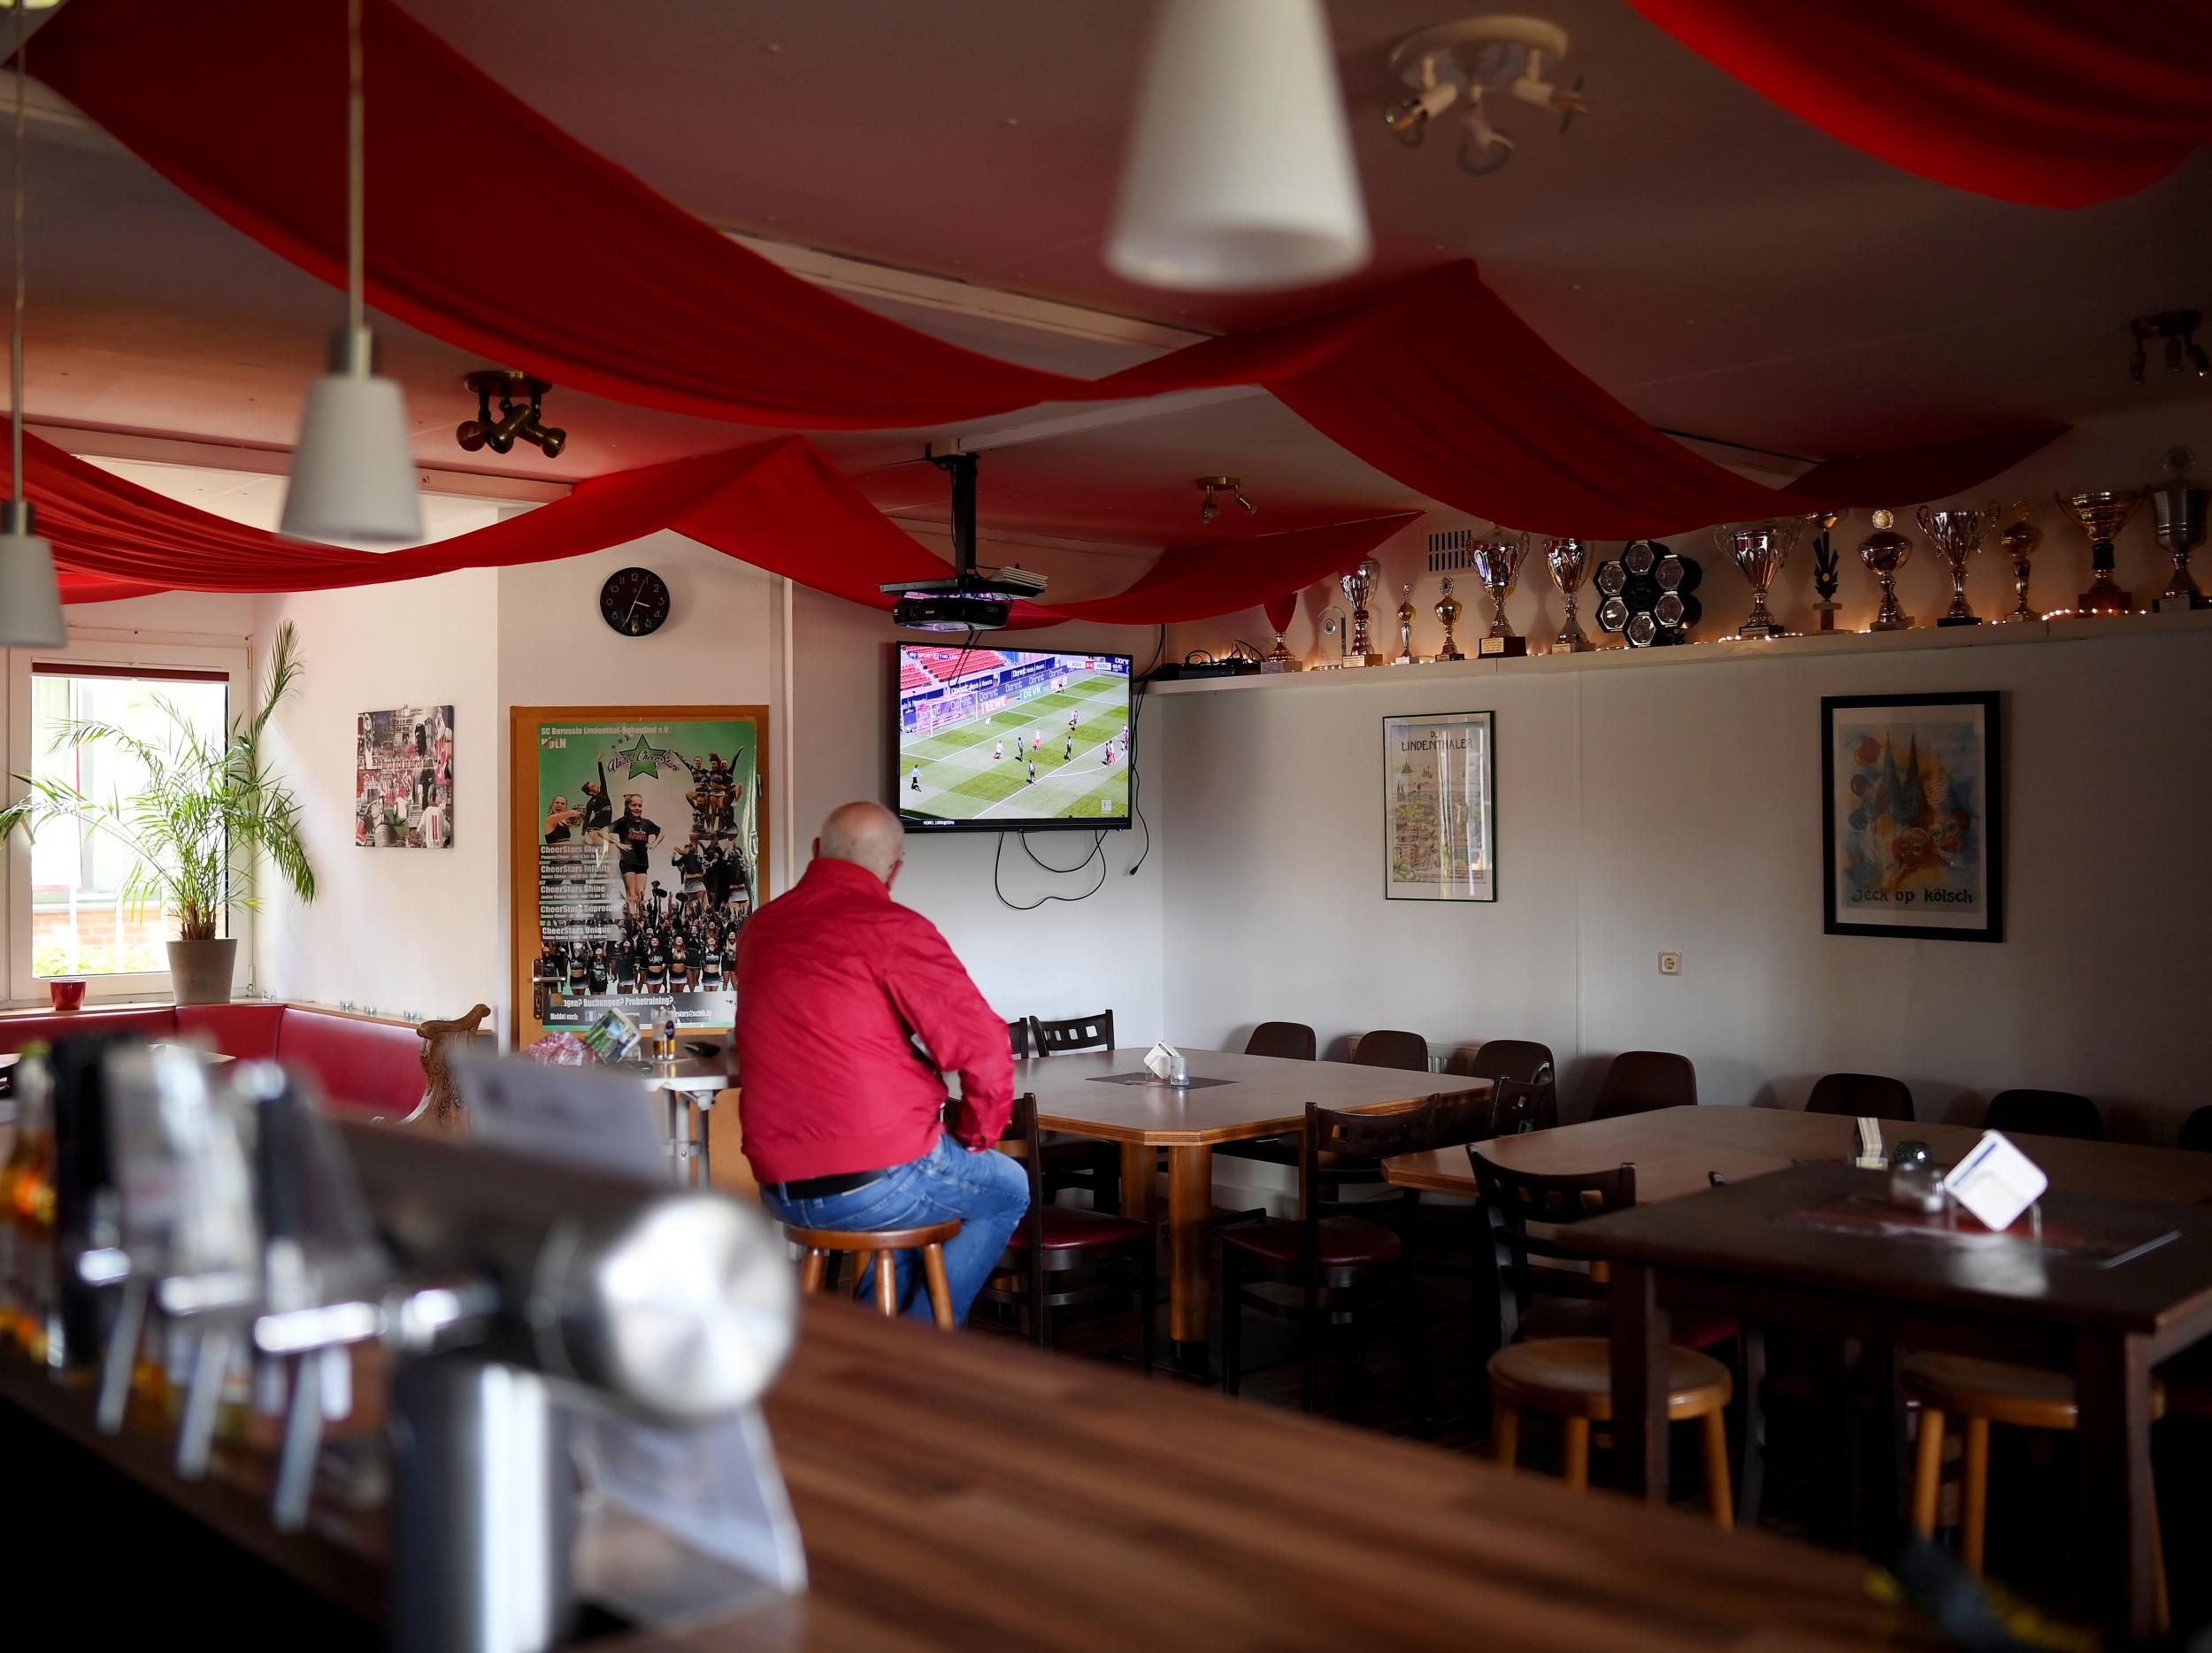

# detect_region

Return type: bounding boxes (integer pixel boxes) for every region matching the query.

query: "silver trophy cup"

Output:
[1713,519,1800,639]
[1340,557,1384,664]
[1545,537,1594,652]
[1469,532,1530,657]
[2149,446,2208,611]
[1916,502,1999,626]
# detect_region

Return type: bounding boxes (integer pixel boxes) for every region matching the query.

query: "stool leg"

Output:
[874,1251,899,1318]
[1960,1415,1990,1572]
[1493,1401,1518,1473]
[800,1249,826,1295]
[1910,1408,1947,1538]
[920,1242,955,1332]
[2152,1494,2168,1635]
[1701,1411,1734,1530]
[1562,1418,1590,1491]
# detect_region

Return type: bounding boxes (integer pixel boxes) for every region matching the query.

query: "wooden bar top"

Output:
[1385,1105,2212,1208]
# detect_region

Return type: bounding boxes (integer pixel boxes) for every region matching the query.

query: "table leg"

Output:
[1166,1144,1214,1364]
[1609,1262,1669,1503]
[1119,1141,1156,1230]
[2075,1332,2159,1638]
[695,1096,713,1188]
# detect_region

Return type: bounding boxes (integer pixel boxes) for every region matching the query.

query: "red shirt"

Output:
[735,857,1014,1183]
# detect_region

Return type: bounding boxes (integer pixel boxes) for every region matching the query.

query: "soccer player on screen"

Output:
[909,764,921,793]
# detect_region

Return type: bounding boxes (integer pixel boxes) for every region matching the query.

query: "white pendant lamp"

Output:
[280,0,422,545]
[1107,0,1371,293]
[0,0,61,646]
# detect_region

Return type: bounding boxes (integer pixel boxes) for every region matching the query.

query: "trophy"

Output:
[1544,537,1594,652]
[1808,510,1845,631]
[1994,504,2041,622]
[1339,557,1386,665]
[1394,583,1417,663]
[1262,592,1301,669]
[2054,488,2142,615]
[1432,577,1465,661]
[2148,446,2208,611]
[1856,509,1914,631]
[1470,529,1530,657]
[1916,501,2000,627]
[1712,519,1801,639]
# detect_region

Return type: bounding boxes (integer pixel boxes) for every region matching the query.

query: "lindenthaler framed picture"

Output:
[1821,691,2001,942]
[1383,710,1496,902]
[509,705,769,1047]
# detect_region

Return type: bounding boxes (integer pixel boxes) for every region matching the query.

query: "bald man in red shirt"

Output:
[738,801,1027,1324]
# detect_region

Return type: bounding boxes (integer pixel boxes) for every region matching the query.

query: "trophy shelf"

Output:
[1142,606,2212,697]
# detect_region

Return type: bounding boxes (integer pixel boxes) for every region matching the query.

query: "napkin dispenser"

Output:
[1144,1042,1190,1088]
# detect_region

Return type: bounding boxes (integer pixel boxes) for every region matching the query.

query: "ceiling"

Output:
[11,0,2211,550]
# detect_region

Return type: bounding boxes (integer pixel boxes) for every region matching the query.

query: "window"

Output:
[6,641,250,1005]
[27,666,231,980]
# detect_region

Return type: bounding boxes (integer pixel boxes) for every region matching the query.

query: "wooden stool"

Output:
[1905,1352,2168,1627]
[1489,1335,1735,1529]
[787,1220,963,1330]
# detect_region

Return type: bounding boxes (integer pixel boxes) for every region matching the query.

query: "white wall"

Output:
[1155,619,2212,1129]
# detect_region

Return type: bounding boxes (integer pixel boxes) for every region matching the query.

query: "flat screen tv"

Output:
[895,644,1133,831]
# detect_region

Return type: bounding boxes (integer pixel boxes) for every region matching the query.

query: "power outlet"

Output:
[1657,951,1683,976]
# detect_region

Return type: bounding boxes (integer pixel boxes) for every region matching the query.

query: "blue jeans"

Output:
[761,1134,1029,1326]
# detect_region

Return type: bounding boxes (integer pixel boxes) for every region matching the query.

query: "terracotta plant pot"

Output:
[166,937,238,1006]
[48,979,86,1011]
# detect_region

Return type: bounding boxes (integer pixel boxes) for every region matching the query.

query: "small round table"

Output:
[636,1044,738,1187]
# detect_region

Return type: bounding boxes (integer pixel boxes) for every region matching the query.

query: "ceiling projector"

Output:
[879,451,1044,632]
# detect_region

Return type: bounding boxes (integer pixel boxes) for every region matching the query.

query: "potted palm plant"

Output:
[0,622,315,1005]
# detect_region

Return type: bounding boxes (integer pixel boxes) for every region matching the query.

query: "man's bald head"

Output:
[817,801,906,883]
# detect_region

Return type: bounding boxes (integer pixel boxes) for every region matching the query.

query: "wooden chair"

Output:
[1220,1092,1486,1417]
[1243,1020,1317,1062]
[1590,1050,1698,1119]
[788,1219,963,1330]
[1452,1039,1558,1135]
[1469,1149,1735,1527]
[1031,1010,1115,1056]
[1805,1072,1915,1122]
[1906,1353,2167,1627]
[385,1003,491,1134]
[977,1094,1154,1372]
[1985,1088,2103,1142]
[1350,1028,1431,1072]
[2180,1105,2212,1153]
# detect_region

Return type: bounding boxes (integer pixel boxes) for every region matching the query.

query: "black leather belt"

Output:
[772,1166,887,1201]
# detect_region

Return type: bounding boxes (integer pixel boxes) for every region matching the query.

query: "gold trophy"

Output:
[1432,576,1465,661]
[2054,488,2142,615]
[1545,537,1594,652]
[1856,509,1914,632]
[1394,583,1417,663]
[1993,503,2041,622]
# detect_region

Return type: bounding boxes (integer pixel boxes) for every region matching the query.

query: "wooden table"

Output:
[1564,1162,2212,1639]
[1020,1048,1490,1356]
[1384,1105,2212,1207]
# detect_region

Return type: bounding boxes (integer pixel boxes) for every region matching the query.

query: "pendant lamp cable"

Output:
[346,0,364,335]
[12,0,27,507]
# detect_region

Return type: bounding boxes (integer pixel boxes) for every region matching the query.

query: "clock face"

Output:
[599,566,670,637]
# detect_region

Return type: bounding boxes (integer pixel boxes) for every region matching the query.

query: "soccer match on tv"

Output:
[895,647,1133,830]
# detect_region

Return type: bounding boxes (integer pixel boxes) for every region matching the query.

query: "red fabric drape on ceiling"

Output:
[29,0,2062,537]
[1624,0,2212,208]
[22,431,1415,628]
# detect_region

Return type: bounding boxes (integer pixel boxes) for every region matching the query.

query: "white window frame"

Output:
[4,634,255,1007]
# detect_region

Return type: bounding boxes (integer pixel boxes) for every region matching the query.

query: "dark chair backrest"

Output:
[1007,1019,1033,1059]
[1244,1020,1317,1062]
[1460,1038,1555,1087]
[1805,1071,1915,1122]
[993,1092,1048,1306]
[2181,1105,2212,1155]
[1032,1011,1114,1056]
[1985,1088,2104,1142]
[1468,1148,1637,1344]
[1590,1050,1697,1119]
[1295,1092,1492,1258]
[1487,1064,1557,1136]
[1351,1028,1430,1073]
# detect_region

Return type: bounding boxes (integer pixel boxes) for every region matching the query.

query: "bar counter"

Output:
[2,1301,1933,1650]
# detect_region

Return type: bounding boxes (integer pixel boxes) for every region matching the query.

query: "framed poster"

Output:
[1822,692,2001,942]
[1383,710,1496,902]
[510,705,770,1046]
[356,704,453,847]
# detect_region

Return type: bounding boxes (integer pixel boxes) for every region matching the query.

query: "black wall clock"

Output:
[599,566,671,636]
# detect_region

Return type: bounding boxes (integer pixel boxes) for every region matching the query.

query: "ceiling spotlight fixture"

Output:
[280,0,423,545]
[457,371,567,459]
[1385,15,1587,178]
[0,0,63,646]
[1107,0,1370,293]
[1196,475,1256,526]
[2130,310,2208,383]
